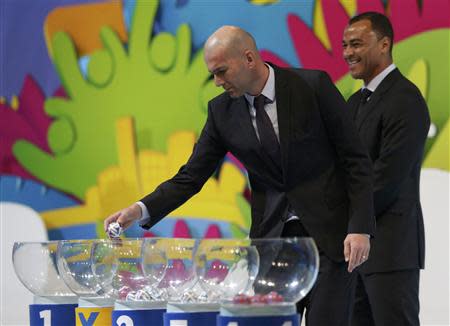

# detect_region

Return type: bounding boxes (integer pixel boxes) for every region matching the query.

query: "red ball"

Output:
[265,291,284,303]
[233,294,251,304]
[250,294,266,304]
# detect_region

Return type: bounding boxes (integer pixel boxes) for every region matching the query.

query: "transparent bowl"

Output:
[196,237,319,306]
[195,239,258,303]
[56,239,111,299]
[12,241,76,301]
[92,238,167,303]
[142,238,199,303]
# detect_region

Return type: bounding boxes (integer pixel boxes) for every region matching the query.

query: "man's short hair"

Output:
[349,12,394,54]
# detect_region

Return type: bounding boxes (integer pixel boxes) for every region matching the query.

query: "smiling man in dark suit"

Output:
[343,12,430,326]
[105,25,375,325]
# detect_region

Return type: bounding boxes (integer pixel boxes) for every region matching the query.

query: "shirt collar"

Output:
[364,63,396,92]
[244,64,275,105]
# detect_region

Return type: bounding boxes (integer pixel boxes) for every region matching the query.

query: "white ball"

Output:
[107,222,123,238]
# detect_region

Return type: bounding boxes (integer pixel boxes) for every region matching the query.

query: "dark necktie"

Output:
[253,94,281,168]
[356,88,373,121]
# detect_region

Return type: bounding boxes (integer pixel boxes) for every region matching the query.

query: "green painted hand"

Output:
[13,0,221,198]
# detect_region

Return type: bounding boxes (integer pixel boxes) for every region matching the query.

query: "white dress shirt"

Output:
[363,63,396,96]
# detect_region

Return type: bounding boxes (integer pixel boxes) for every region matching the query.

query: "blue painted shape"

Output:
[176,0,189,8]
[0,175,78,212]
[123,0,136,32]
[29,303,78,326]
[120,0,315,66]
[155,0,315,66]
[47,223,98,240]
[78,311,99,326]
[78,55,90,77]
[123,217,234,238]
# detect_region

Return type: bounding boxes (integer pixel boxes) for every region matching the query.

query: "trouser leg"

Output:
[360,269,420,326]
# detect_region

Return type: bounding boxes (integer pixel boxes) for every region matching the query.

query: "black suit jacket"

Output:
[348,68,430,273]
[141,65,375,262]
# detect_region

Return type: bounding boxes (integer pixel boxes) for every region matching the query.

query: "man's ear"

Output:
[381,36,391,54]
[245,50,256,67]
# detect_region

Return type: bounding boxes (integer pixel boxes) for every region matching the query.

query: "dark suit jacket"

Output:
[348,68,430,273]
[141,65,375,262]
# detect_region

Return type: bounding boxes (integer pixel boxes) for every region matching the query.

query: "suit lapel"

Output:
[273,68,291,178]
[232,96,261,149]
[272,65,318,183]
[357,69,401,128]
[348,93,360,120]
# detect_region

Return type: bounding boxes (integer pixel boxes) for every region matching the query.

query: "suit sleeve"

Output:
[373,90,430,215]
[139,102,227,229]
[316,71,375,235]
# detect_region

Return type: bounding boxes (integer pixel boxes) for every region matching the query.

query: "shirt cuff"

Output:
[136,201,151,227]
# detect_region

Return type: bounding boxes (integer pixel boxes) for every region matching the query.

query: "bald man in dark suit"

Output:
[106,25,375,325]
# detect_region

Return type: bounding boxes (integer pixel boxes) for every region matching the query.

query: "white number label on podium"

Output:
[170,320,188,326]
[116,315,134,326]
[39,310,51,326]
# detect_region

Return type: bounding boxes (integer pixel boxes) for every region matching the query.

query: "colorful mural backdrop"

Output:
[1,1,449,325]
[1,0,448,240]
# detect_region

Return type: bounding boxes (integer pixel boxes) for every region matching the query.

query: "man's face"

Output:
[204,46,250,98]
[342,19,389,84]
